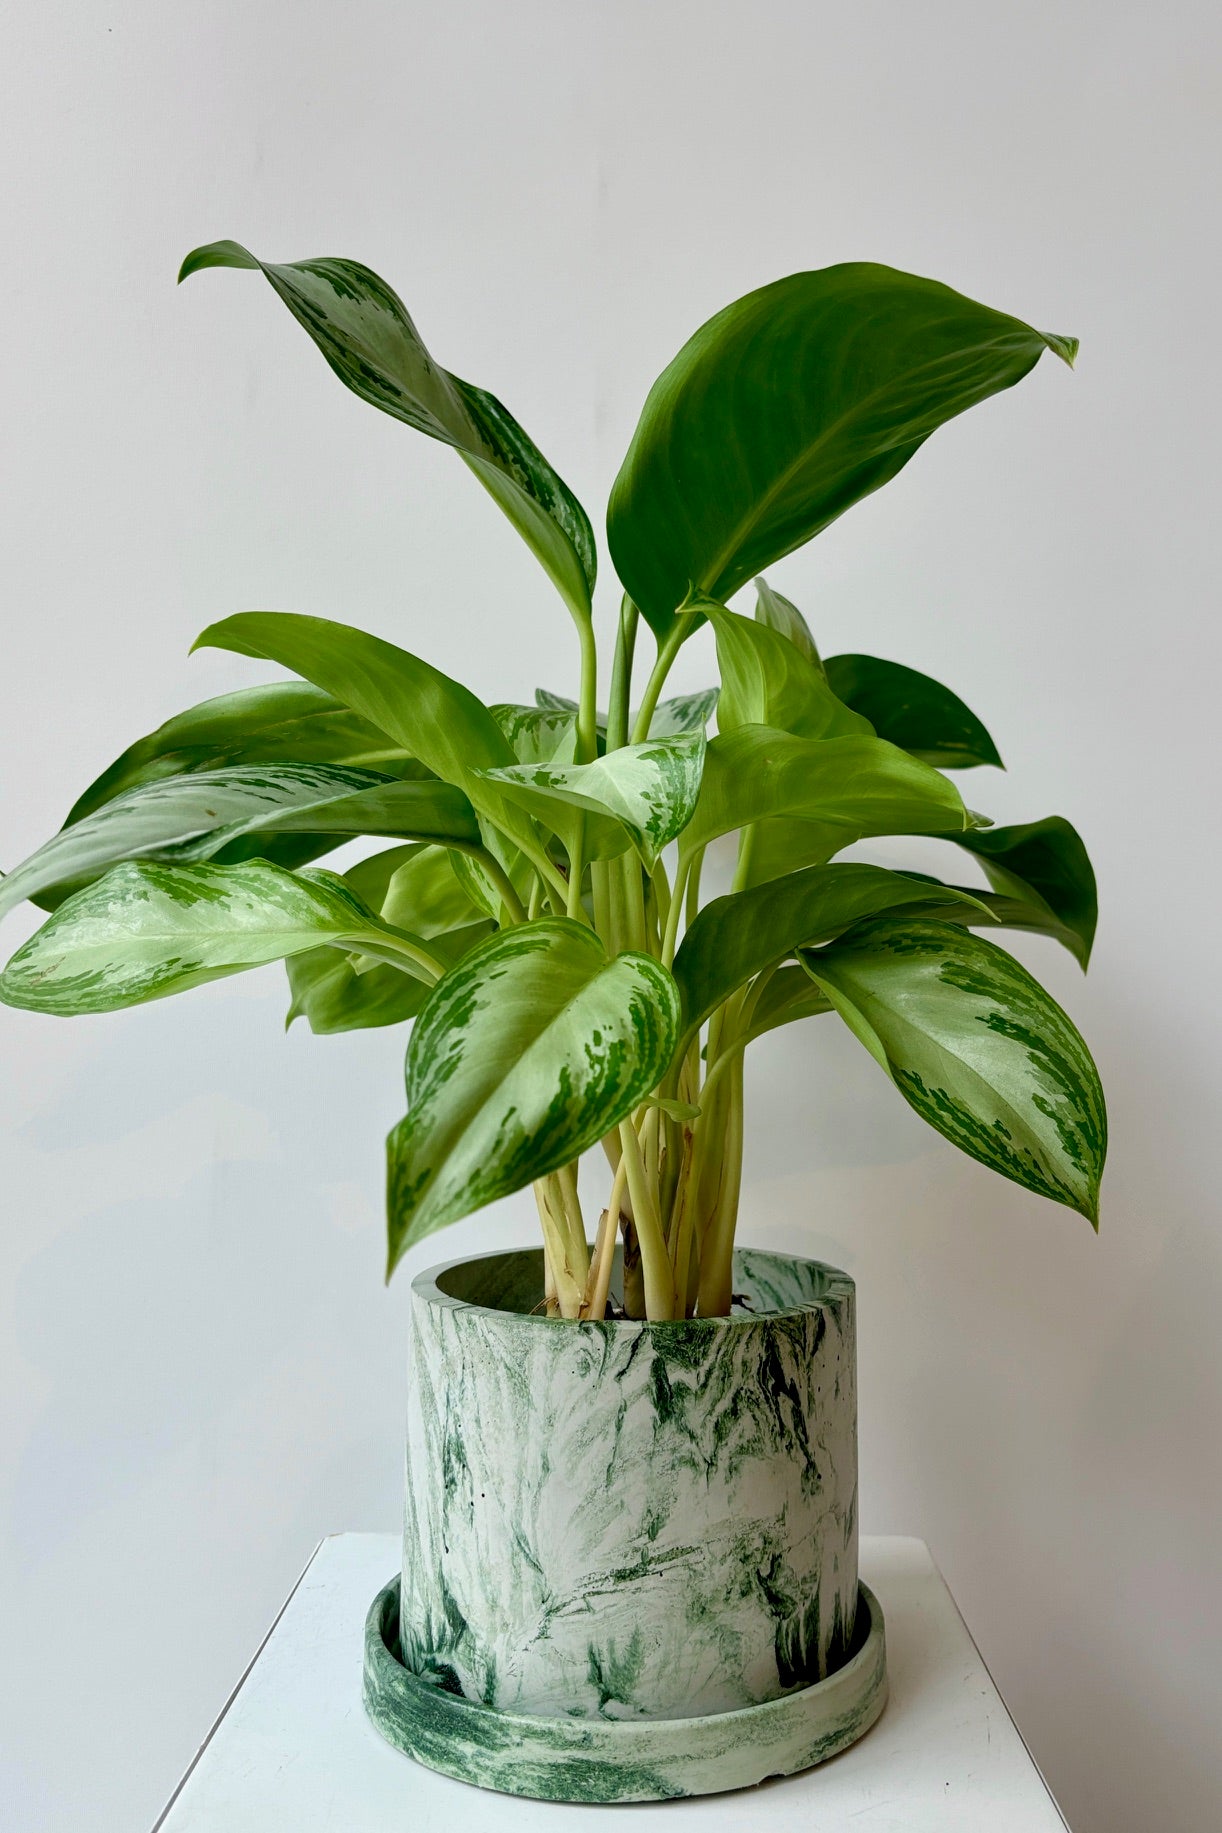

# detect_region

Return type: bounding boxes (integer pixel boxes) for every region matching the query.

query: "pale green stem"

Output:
[348,930,446,981]
[605,597,640,752]
[661,853,693,967]
[695,1051,744,1317]
[617,1118,676,1319]
[533,1179,584,1318]
[566,816,586,920]
[582,1149,630,1320]
[685,846,705,929]
[574,612,600,766]
[554,1162,590,1282]
[447,841,527,925]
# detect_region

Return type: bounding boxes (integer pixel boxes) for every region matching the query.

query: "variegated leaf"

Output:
[478,731,706,864]
[64,682,416,825]
[801,917,1106,1222]
[180,241,596,616]
[0,861,433,1016]
[490,703,579,765]
[647,687,720,737]
[385,920,680,1267]
[287,918,492,1035]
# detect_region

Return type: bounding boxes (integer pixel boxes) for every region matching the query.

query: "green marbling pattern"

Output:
[365,1572,887,1801]
[399,1247,859,1721]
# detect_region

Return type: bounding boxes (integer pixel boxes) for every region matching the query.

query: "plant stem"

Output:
[574,611,600,765]
[533,1179,584,1317]
[605,597,639,752]
[629,622,686,745]
[695,1051,744,1316]
[354,930,446,981]
[566,818,586,920]
[661,853,692,967]
[582,1148,629,1320]
[617,1118,675,1318]
[447,842,527,925]
[554,1162,590,1283]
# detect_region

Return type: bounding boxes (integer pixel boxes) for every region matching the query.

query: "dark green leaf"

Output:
[824,654,1002,769]
[950,818,1097,967]
[608,262,1075,638]
[181,240,596,615]
[802,918,1106,1222]
[673,862,989,1037]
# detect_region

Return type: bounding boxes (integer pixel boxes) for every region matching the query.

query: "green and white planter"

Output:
[363,1246,887,1802]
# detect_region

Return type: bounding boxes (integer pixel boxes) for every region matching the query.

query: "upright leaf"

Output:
[690,598,869,741]
[385,921,680,1267]
[754,578,823,670]
[490,703,579,766]
[824,654,1002,769]
[802,918,1106,1222]
[672,862,989,1037]
[0,861,432,1016]
[608,262,1075,637]
[181,241,596,616]
[683,725,975,860]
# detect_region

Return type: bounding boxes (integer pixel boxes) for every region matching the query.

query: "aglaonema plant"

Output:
[0,245,1106,1321]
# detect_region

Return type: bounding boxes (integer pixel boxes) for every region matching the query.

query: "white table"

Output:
[155,1533,1069,1831]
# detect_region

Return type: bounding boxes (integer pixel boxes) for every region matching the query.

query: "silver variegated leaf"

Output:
[0,861,431,1016]
[801,917,1106,1222]
[180,241,596,617]
[385,920,680,1268]
[478,731,706,864]
[490,703,580,765]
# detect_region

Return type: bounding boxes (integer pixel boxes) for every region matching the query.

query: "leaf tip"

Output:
[178,239,260,286]
[1044,331,1079,370]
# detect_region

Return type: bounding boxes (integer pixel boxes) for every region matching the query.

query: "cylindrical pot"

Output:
[365,1245,887,1800]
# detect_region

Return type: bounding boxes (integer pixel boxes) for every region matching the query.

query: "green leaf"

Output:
[346,844,484,938]
[950,818,1097,968]
[801,918,1105,1223]
[691,598,869,741]
[608,262,1075,638]
[824,654,1002,769]
[742,965,833,1038]
[673,862,990,1037]
[682,725,975,862]
[0,762,416,919]
[63,683,419,825]
[490,703,579,765]
[192,612,542,868]
[754,578,823,670]
[0,860,431,1016]
[647,688,720,737]
[181,241,596,616]
[385,920,680,1268]
[479,732,705,865]
[287,919,492,1035]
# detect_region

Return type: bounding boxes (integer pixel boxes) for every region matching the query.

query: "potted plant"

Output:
[0,245,1105,1803]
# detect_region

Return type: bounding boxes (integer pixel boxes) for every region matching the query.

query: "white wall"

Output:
[1,3,1217,1827]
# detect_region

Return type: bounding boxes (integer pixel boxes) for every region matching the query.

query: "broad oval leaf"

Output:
[479,732,705,865]
[181,240,596,616]
[801,918,1106,1223]
[0,861,424,1016]
[64,683,418,825]
[608,262,1075,637]
[672,862,990,1038]
[385,920,680,1268]
[683,725,974,859]
[692,598,868,741]
[824,654,1002,769]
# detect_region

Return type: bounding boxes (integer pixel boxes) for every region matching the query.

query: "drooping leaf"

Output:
[824,654,1002,769]
[672,862,990,1037]
[192,612,542,867]
[384,920,680,1267]
[754,578,823,670]
[287,918,492,1035]
[690,598,869,741]
[63,683,419,825]
[0,762,399,919]
[949,817,1097,967]
[801,917,1106,1222]
[0,861,431,1016]
[480,732,705,866]
[608,261,1076,638]
[180,241,596,616]
[682,725,975,861]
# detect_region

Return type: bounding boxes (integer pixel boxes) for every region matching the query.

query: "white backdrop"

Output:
[2,4,1218,1828]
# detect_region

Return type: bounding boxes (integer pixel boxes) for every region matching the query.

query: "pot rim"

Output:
[411,1244,854,1332]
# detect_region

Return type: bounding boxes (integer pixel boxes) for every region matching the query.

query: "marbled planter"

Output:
[365,1245,886,1800]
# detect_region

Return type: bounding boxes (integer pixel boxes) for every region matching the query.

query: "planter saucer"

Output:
[363,1574,888,1804]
